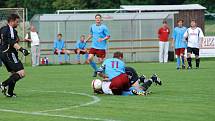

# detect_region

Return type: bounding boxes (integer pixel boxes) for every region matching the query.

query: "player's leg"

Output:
[96,49,106,63]
[125,66,140,85]
[133,74,161,94]
[193,48,200,68]
[6,57,25,97]
[75,49,81,64]
[62,49,69,63]
[7,80,15,96]
[151,74,162,85]
[122,90,134,96]
[0,54,24,97]
[88,54,95,67]
[175,49,181,69]
[88,48,98,77]
[164,41,169,63]
[1,72,21,96]
[187,47,192,69]
[6,70,25,97]
[141,79,153,91]
[100,81,112,95]
[84,53,89,64]
[0,54,9,94]
[1,72,21,87]
[56,50,62,64]
[98,58,104,63]
[180,48,186,69]
[138,75,153,91]
[159,41,164,63]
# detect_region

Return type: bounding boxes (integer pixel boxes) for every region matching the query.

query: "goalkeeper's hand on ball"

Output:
[19,47,30,56]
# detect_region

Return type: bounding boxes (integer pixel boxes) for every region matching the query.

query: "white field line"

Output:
[30,90,100,113]
[0,90,120,121]
[0,108,119,121]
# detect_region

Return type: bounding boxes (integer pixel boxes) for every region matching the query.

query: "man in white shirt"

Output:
[184,19,204,69]
[25,26,40,67]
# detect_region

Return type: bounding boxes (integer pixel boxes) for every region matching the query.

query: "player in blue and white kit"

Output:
[86,14,110,77]
[184,19,204,69]
[171,19,187,69]
[74,35,88,64]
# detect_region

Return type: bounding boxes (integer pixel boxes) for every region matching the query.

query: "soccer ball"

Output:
[91,79,102,90]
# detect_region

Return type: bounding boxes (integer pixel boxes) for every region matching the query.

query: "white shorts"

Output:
[102,82,113,95]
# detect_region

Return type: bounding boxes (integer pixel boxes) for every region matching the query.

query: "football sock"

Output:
[84,54,88,60]
[177,57,180,68]
[187,57,192,67]
[141,79,153,91]
[64,54,69,62]
[58,54,62,63]
[122,90,134,96]
[90,61,98,71]
[181,56,185,65]
[76,54,80,61]
[8,82,16,95]
[2,73,21,87]
[196,58,200,68]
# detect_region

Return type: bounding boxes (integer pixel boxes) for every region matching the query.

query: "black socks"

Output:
[187,57,192,68]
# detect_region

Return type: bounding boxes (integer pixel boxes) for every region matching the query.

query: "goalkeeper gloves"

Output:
[19,47,30,56]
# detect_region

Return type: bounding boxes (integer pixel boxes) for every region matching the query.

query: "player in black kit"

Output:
[0,14,30,97]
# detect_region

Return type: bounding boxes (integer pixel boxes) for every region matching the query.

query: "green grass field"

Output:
[0,61,215,121]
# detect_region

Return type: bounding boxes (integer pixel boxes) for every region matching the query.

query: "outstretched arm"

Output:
[86,34,92,42]
[97,63,108,79]
[14,43,30,56]
[24,34,32,42]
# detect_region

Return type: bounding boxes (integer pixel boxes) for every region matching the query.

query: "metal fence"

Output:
[31,11,175,63]
[0,8,25,43]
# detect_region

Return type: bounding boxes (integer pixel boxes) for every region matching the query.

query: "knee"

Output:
[195,55,199,59]
[98,58,104,63]
[65,50,70,55]
[17,70,25,78]
[88,54,94,61]
[9,72,22,83]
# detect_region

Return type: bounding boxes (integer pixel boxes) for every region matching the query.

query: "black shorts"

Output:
[187,47,199,56]
[125,67,139,85]
[0,52,24,72]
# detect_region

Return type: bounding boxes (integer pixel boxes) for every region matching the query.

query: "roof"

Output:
[37,12,176,21]
[120,4,206,11]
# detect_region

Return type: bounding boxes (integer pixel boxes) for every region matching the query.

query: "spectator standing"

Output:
[158,20,170,63]
[25,25,40,67]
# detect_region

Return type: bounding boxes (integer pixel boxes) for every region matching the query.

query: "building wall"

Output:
[174,10,205,32]
[35,18,173,63]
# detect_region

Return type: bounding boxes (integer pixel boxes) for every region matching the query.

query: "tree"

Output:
[184,0,215,12]
[52,0,87,10]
